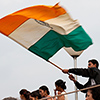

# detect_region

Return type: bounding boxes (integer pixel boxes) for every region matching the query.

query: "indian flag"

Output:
[0,3,92,60]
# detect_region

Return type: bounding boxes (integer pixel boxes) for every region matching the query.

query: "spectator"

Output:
[30,90,41,100]
[19,89,30,100]
[54,79,68,100]
[85,86,100,100]
[2,97,17,100]
[39,85,53,100]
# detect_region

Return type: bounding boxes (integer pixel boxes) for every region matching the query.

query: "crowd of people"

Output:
[2,59,100,100]
[18,79,68,100]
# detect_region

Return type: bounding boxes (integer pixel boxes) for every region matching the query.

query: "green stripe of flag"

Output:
[63,26,93,51]
[28,26,92,60]
[28,30,63,60]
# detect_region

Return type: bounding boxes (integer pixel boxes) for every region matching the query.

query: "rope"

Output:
[38,84,100,100]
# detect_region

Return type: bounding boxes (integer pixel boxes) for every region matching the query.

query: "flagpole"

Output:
[48,60,71,75]
[48,60,63,71]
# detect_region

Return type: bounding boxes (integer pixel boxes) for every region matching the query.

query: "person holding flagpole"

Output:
[62,59,100,93]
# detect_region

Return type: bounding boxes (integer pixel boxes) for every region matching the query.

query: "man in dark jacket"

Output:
[62,59,100,93]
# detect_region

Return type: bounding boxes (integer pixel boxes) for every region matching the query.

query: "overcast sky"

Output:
[0,0,100,100]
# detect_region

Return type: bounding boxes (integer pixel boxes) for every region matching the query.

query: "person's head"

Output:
[85,86,100,100]
[30,90,41,100]
[2,97,17,100]
[85,90,94,100]
[88,59,99,68]
[19,89,30,100]
[39,85,50,98]
[55,79,66,91]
